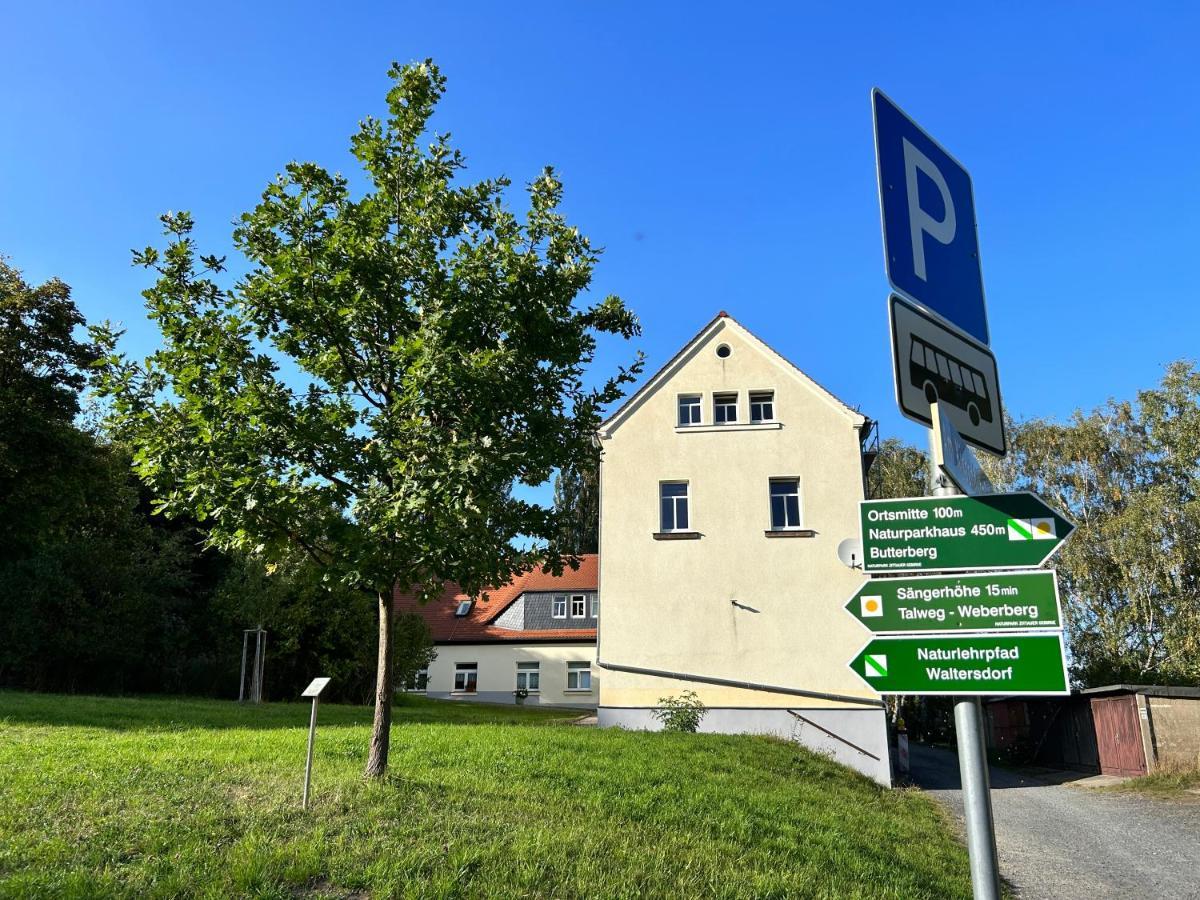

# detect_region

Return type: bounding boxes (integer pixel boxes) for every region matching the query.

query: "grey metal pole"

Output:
[238,631,248,703]
[955,696,1001,899]
[929,428,1001,900]
[302,696,319,810]
[257,628,267,702]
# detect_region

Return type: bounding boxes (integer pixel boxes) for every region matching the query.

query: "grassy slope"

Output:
[0,692,970,899]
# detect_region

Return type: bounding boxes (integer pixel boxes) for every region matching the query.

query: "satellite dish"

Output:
[836,538,863,570]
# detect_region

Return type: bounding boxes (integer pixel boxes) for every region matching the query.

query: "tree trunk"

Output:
[364,587,394,777]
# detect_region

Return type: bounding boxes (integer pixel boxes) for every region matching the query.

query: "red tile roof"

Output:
[393,555,598,644]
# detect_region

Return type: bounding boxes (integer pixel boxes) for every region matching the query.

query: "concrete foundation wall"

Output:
[599,705,891,786]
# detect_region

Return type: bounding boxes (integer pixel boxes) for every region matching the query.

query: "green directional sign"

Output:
[848,633,1069,695]
[845,570,1061,633]
[860,492,1074,573]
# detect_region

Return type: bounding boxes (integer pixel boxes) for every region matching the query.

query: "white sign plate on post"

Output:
[301,677,331,698]
[931,401,995,496]
[890,294,1006,456]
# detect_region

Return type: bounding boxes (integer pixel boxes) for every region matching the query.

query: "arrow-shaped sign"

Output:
[845,570,1062,634]
[860,492,1074,573]
[848,633,1069,696]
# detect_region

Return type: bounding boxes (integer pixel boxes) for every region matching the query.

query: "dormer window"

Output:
[714,392,738,424]
[750,391,774,423]
[678,394,702,427]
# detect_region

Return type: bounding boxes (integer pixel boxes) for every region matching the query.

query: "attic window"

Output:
[716,344,731,358]
[454,600,473,617]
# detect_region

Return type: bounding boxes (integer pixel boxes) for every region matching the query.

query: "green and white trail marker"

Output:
[848,632,1069,695]
[845,570,1062,633]
[860,492,1074,573]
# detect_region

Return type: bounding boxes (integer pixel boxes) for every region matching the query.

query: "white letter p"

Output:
[902,137,956,281]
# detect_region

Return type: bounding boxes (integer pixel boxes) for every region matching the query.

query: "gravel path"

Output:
[910,743,1200,899]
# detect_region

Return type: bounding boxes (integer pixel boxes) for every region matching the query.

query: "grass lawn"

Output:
[0,691,971,899]
[1108,767,1200,798]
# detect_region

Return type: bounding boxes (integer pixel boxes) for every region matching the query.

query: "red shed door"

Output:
[1090,696,1146,777]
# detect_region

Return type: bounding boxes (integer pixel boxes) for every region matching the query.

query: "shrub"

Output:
[652,690,707,733]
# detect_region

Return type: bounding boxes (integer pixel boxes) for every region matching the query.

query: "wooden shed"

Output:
[985,684,1200,777]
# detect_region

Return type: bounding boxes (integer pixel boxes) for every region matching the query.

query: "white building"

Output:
[595,313,891,784]
[395,555,599,708]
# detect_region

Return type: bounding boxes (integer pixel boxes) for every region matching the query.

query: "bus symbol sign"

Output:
[890,294,1006,456]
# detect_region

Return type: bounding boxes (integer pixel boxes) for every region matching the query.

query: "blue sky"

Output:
[4,4,1198,493]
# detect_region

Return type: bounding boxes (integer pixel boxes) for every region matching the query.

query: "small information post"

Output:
[300,677,331,810]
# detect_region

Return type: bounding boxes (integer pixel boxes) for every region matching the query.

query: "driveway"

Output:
[909,742,1200,899]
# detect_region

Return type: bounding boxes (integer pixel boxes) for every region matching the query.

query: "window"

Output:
[454,663,478,693]
[749,390,774,423]
[590,595,599,617]
[770,479,802,530]
[404,668,429,692]
[716,344,731,358]
[660,482,689,532]
[552,595,567,618]
[567,661,592,691]
[454,600,472,617]
[516,661,540,692]
[678,394,701,427]
[571,594,586,618]
[713,392,737,424]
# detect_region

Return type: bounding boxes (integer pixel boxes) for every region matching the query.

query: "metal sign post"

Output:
[931,464,1002,900]
[300,677,331,810]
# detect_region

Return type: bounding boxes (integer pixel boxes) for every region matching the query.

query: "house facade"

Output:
[595,313,891,784]
[394,555,599,708]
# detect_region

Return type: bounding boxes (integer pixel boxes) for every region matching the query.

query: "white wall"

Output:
[425,642,598,708]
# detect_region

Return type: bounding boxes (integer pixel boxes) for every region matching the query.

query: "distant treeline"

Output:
[0,260,377,702]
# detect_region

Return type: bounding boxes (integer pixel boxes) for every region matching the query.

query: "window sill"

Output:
[675,423,782,434]
[653,531,702,540]
[451,691,478,696]
[764,529,817,538]
[564,689,594,694]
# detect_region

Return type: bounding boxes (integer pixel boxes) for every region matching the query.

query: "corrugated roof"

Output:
[393,555,598,644]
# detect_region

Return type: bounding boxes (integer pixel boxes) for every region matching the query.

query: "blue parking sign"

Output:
[873,89,989,347]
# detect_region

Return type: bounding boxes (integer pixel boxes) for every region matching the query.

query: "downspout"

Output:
[592,436,883,710]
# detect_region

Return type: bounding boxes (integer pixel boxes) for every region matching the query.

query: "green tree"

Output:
[393,612,437,695]
[1001,362,1200,686]
[553,456,599,554]
[0,260,199,693]
[94,60,642,775]
[866,437,927,500]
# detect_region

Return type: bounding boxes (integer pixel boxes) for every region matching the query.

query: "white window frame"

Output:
[566,661,593,692]
[453,663,478,694]
[659,481,690,533]
[552,595,567,619]
[769,478,803,531]
[713,392,738,424]
[516,661,540,693]
[677,393,702,427]
[749,390,775,423]
[590,595,599,617]
[570,594,586,618]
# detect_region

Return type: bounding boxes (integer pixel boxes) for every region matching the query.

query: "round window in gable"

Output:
[716,344,731,359]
